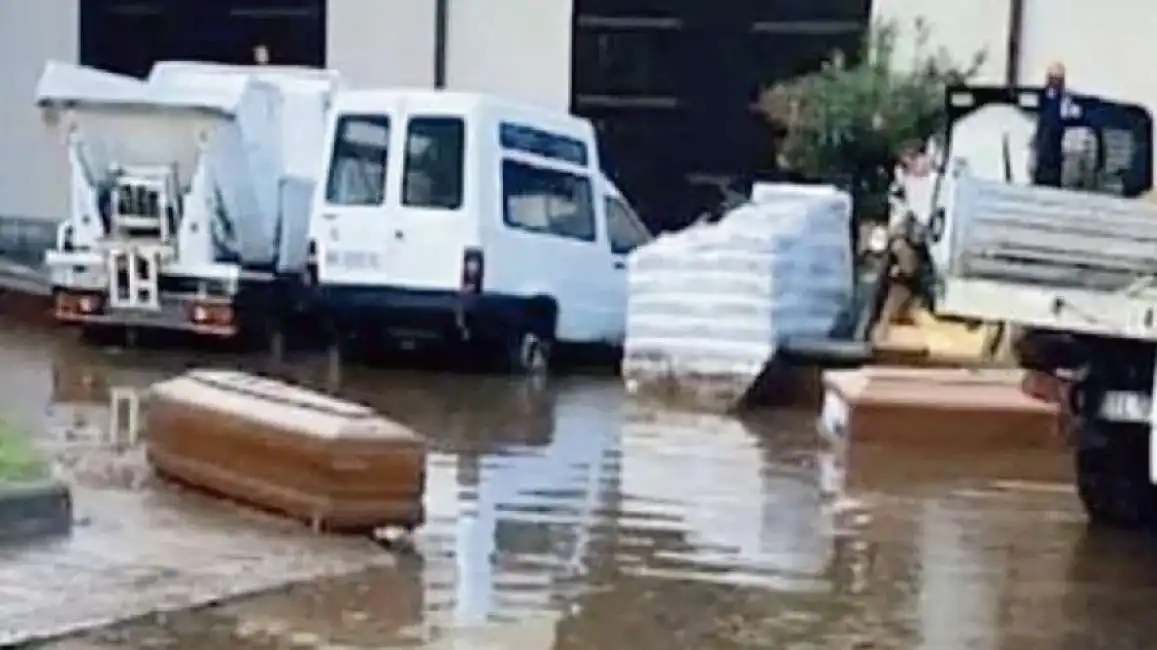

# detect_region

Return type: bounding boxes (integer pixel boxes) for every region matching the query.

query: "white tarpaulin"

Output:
[621,183,854,409]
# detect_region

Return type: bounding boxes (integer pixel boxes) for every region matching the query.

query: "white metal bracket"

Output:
[106,248,161,310]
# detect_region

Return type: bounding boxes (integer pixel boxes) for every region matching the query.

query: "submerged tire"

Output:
[1074,418,1157,528]
[499,329,551,377]
[494,298,556,377]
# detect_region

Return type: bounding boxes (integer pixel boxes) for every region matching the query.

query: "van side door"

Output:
[500,156,609,343]
[495,122,623,343]
[314,110,397,288]
[387,111,472,290]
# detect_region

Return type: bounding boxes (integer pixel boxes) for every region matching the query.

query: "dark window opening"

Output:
[575,0,676,19]
[502,160,596,242]
[572,28,682,98]
[80,0,325,77]
[403,117,466,210]
[571,0,870,231]
[325,115,391,206]
[753,0,873,23]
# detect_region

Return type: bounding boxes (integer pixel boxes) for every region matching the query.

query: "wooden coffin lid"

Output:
[821,367,1056,415]
[149,369,423,442]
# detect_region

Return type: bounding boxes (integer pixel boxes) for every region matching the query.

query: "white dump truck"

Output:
[309,89,651,374]
[927,85,1157,527]
[35,60,338,345]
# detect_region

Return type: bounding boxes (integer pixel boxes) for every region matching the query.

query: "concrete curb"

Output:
[0,479,72,544]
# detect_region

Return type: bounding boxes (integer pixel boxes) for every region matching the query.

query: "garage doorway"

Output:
[571,0,870,231]
[79,0,326,78]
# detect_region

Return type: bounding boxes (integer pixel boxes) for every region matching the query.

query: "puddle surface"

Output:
[0,321,1151,649]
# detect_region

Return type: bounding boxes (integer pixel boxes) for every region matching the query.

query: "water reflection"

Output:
[38,345,860,647]
[46,349,152,490]
[614,407,841,591]
[12,332,1157,650]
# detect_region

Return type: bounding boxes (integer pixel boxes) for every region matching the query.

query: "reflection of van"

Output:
[309,90,651,374]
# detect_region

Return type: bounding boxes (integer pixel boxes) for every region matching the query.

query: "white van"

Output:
[309,89,652,373]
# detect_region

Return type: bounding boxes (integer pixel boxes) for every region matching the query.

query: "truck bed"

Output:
[937,170,1157,340]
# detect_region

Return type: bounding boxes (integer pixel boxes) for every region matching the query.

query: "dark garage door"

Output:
[572,0,871,231]
[80,0,325,78]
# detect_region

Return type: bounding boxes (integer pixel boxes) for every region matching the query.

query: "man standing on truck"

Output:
[1032,61,1067,187]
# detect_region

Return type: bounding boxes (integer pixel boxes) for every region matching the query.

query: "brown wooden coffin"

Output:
[145,369,426,533]
[818,366,1062,451]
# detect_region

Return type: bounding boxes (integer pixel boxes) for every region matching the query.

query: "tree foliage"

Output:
[758,18,987,218]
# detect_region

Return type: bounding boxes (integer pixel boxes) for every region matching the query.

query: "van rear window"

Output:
[403,117,465,210]
[325,115,391,206]
[500,122,589,166]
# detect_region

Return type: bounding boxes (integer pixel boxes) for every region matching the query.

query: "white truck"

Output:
[34,60,337,347]
[310,89,651,374]
[929,85,1157,527]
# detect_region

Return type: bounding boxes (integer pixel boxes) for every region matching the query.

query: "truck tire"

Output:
[1073,418,1157,528]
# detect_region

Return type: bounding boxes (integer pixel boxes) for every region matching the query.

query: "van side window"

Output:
[502,160,595,242]
[605,195,652,255]
[500,122,589,166]
[403,117,465,209]
[324,115,390,206]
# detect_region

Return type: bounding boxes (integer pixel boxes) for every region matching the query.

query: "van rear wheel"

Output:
[499,330,551,376]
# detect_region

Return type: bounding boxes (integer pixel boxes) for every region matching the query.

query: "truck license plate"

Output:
[1099,390,1152,423]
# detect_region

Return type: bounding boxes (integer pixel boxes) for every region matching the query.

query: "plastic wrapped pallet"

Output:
[622,183,853,410]
[145,369,426,533]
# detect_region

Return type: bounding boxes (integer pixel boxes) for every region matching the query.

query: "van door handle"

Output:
[613,260,625,270]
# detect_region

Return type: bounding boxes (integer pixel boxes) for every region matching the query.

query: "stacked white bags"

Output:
[621,183,854,409]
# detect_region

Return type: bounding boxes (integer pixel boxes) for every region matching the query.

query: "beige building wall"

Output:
[0,0,79,221]
[873,0,1157,170]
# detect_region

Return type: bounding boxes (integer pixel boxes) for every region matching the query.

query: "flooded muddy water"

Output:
[0,318,1155,649]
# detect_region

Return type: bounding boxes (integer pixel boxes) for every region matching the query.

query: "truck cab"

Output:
[928,85,1157,527]
[310,89,651,374]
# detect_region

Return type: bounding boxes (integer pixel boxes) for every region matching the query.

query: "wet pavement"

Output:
[0,318,1153,648]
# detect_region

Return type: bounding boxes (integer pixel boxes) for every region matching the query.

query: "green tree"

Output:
[758,18,986,219]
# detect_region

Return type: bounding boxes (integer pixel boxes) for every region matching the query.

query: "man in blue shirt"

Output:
[1033,62,1067,187]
